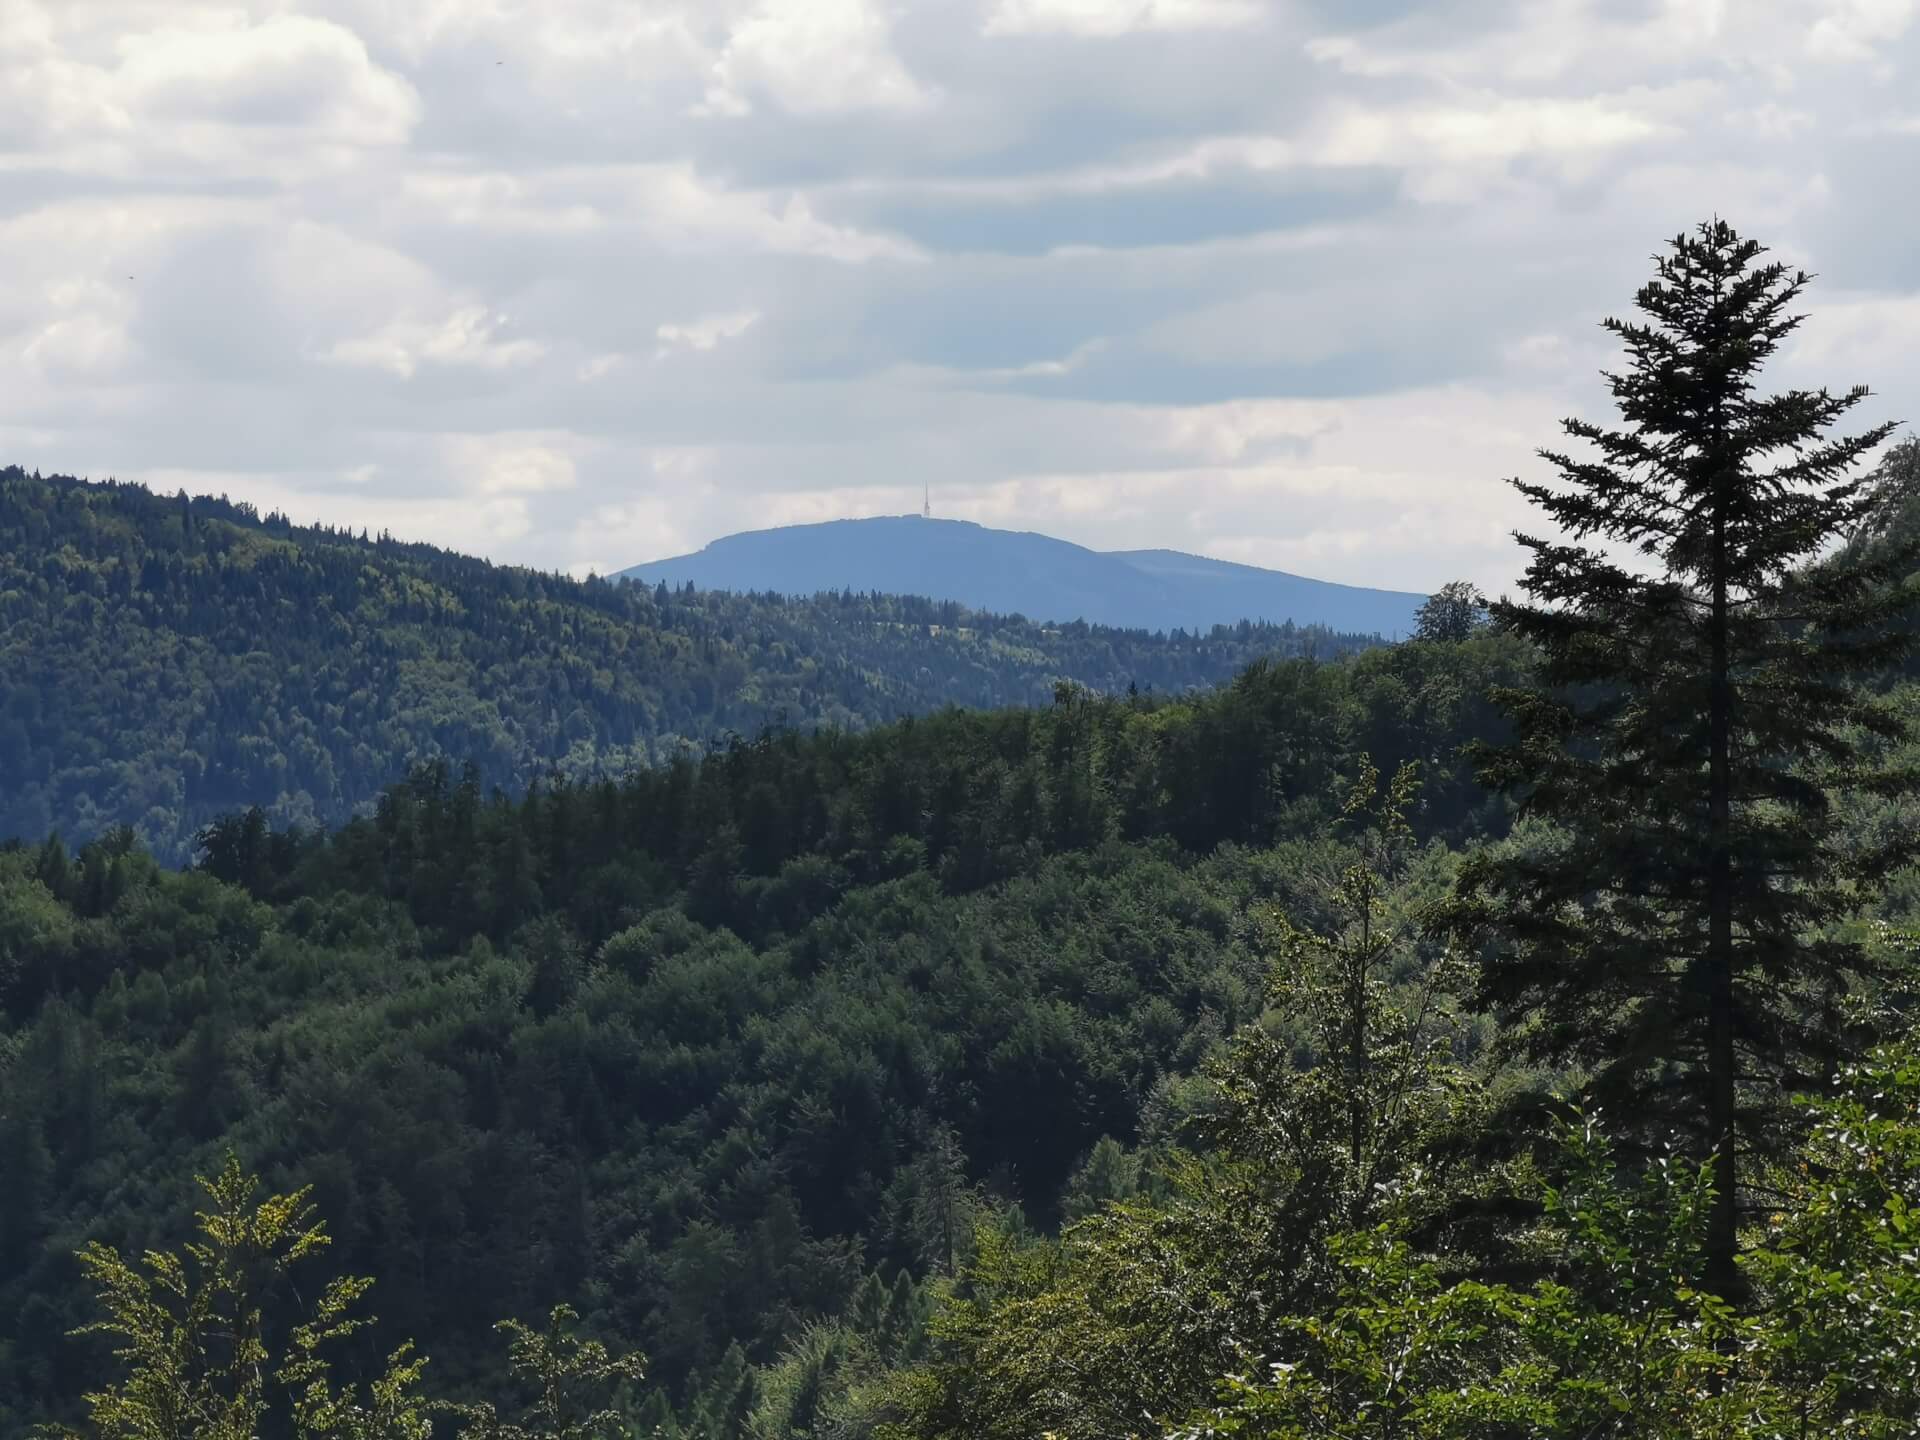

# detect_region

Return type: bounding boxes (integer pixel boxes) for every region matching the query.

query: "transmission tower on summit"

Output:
[923,481,931,520]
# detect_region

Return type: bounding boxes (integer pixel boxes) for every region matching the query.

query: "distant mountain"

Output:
[0,468,1388,862]
[620,516,1426,637]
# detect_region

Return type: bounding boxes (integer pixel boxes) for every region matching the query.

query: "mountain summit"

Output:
[619,516,1425,637]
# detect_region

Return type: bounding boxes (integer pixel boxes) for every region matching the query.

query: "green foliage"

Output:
[35,1154,653,1440]
[0,766,1347,1428]
[1059,1138,1142,1223]
[446,1306,646,1440]
[0,642,1531,1430]
[0,476,1536,1438]
[1411,583,1487,645]
[1180,1037,1920,1440]
[1239,759,1465,1219]
[1175,1119,1754,1440]
[888,1037,1920,1440]
[740,1310,926,1440]
[882,765,1491,1440]
[1745,1042,1920,1427]
[39,1154,433,1440]
[1842,436,1920,599]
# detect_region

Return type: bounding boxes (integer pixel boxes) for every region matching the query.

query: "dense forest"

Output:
[12,222,1920,1439]
[0,619,1528,1434]
[0,468,1382,865]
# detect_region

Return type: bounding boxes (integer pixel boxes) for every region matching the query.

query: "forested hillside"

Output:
[0,468,1381,864]
[0,632,1527,1434]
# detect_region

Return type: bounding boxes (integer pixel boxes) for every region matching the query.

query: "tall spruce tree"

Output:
[1453,219,1918,1300]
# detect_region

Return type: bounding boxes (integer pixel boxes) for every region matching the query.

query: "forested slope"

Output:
[0,633,1527,1433]
[0,467,1382,863]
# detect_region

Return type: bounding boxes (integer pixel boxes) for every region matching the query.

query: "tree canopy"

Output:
[0,467,1386,865]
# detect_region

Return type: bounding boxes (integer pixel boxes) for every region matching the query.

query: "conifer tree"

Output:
[1453,219,1918,1300]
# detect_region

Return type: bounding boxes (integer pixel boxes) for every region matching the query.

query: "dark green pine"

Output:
[1451,219,1920,1300]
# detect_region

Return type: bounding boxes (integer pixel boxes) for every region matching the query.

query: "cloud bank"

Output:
[4,0,1916,596]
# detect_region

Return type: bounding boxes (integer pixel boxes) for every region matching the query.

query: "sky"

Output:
[4,0,1918,598]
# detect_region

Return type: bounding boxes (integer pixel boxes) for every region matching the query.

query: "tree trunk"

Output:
[1707,507,1740,1304]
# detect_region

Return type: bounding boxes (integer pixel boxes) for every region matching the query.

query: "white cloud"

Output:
[569,493,702,572]
[1790,291,1920,374]
[1153,396,1340,464]
[911,337,1108,383]
[14,274,134,381]
[0,8,420,175]
[363,440,587,561]
[853,92,1672,213]
[114,466,548,556]
[115,14,420,144]
[1806,0,1917,61]
[22,310,134,381]
[964,385,1555,594]
[390,164,919,261]
[398,173,605,234]
[476,496,533,539]
[322,0,520,64]
[1316,95,1671,166]
[456,440,581,496]
[701,0,928,116]
[1297,0,1895,91]
[656,308,760,354]
[983,0,1266,39]
[325,306,545,378]
[0,8,123,151]
[627,168,925,262]
[741,483,928,528]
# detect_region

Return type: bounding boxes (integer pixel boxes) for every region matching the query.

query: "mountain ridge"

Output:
[0,467,1385,862]
[619,515,1426,638]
